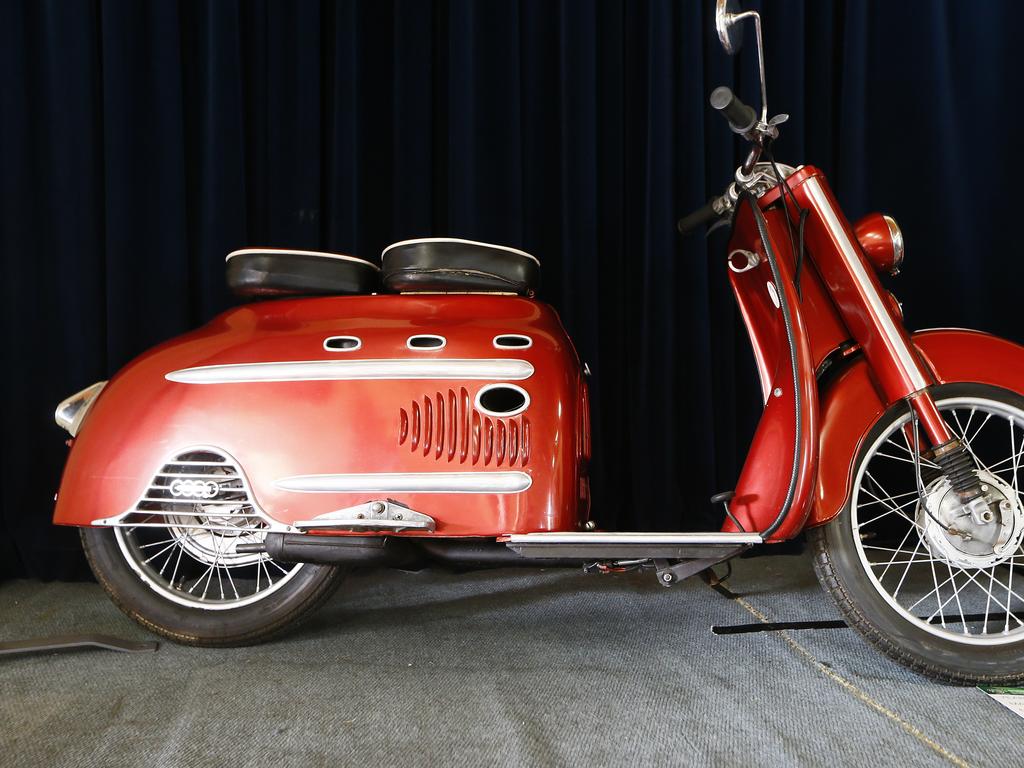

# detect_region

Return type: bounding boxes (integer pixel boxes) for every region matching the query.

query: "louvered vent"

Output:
[399,388,530,467]
[122,449,269,530]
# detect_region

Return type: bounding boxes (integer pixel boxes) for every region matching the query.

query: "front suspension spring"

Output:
[933,442,983,502]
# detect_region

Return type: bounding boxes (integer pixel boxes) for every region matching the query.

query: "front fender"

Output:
[810,328,1024,527]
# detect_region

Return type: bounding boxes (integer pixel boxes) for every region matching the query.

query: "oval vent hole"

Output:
[477,385,528,417]
[324,336,361,351]
[494,334,532,349]
[408,335,445,349]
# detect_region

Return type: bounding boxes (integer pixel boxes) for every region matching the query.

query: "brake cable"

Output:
[736,185,802,538]
[764,143,810,298]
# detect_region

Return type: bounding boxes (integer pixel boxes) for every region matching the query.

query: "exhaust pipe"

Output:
[237,535,578,568]
[238,534,421,567]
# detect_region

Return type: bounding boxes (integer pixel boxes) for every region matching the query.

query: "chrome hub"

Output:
[918,470,1024,569]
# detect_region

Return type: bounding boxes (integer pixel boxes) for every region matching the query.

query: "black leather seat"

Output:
[381,238,540,295]
[226,248,379,297]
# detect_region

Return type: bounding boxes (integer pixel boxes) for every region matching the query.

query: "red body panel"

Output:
[723,203,828,539]
[724,167,954,540]
[55,167,1018,546]
[53,295,587,536]
[783,169,933,402]
[728,225,848,396]
[810,329,1024,527]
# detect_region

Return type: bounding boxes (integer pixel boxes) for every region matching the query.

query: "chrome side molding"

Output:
[166,358,535,384]
[276,471,532,494]
[503,531,762,561]
[505,531,763,545]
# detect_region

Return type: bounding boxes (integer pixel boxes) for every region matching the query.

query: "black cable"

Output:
[764,143,811,298]
[738,188,803,538]
[909,408,955,533]
[724,505,746,533]
[795,207,809,293]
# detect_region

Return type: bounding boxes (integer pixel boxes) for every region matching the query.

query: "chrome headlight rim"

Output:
[882,214,904,275]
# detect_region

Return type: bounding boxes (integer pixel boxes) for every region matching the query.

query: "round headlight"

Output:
[854,212,904,276]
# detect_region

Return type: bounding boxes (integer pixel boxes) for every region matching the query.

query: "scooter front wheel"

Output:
[81,524,345,647]
[812,383,1024,684]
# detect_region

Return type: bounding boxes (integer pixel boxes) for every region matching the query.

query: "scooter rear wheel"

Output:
[82,526,345,647]
[812,383,1024,684]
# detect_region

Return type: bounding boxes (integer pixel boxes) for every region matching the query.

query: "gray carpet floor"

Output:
[1,553,1021,767]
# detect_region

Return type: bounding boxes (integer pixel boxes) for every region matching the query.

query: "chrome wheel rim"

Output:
[852,396,1024,646]
[115,516,302,610]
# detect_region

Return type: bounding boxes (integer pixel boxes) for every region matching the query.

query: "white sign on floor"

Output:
[980,687,1024,719]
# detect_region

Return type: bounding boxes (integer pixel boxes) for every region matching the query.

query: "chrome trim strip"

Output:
[406,334,447,350]
[323,335,362,352]
[225,248,380,270]
[276,471,532,494]
[382,237,541,265]
[493,334,533,349]
[474,383,531,418]
[505,532,763,545]
[166,358,535,384]
[803,178,928,391]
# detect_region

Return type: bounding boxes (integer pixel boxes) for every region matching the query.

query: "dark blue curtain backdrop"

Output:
[1,1,1021,579]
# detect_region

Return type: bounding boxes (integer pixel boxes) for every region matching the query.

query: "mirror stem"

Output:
[733,10,769,125]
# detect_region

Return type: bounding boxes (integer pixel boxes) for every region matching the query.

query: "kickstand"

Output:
[700,566,741,600]
[0,634,159,658]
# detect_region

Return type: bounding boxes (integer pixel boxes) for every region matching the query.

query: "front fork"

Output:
[789,171,987,512]
[909,393,992,523]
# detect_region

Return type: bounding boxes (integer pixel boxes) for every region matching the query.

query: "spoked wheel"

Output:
[812,383,1024,684]
[114,503,304,609]
[82,454,345,646]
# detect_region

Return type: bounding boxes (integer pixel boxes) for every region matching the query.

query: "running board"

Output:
[503,531,762,560]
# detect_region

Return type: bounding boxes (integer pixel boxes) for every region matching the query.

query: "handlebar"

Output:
[676,86,776,236]
[709,86,757,134]
[677,199,721,235]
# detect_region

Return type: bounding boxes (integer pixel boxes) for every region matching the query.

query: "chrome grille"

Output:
[98,448,274,532]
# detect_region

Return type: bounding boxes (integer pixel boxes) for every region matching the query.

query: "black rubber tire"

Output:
[811,383,1024,685]
[81,527,347,647]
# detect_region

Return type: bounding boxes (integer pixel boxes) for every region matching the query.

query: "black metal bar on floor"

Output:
[0,634,159,657]
[712,619,849,635]
[712,611,1005,636]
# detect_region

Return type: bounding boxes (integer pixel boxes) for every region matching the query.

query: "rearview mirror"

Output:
[713,0,768,126]
[715,0,744,55]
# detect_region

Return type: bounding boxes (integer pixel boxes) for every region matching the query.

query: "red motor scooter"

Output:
[53,1,1024,684]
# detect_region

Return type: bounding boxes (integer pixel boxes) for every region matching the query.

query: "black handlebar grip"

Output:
[710,86,757,134]
[677,199,720,235]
